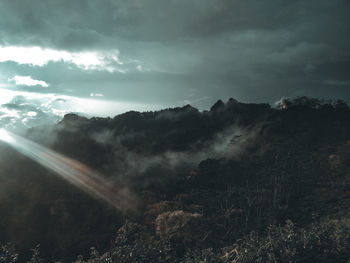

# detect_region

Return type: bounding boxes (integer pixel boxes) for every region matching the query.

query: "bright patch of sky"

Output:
[90,93,104,97]
[0,45,124,72]
[8,75,49,87]
[0,88,162,132]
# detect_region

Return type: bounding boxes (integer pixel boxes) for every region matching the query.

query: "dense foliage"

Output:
[0,97,350,262]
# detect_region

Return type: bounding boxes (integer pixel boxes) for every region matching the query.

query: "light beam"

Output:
[0,128,137,213]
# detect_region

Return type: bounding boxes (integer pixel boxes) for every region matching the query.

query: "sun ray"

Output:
[0,128,137,213]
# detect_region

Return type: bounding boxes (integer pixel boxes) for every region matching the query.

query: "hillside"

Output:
[0,97,350,262]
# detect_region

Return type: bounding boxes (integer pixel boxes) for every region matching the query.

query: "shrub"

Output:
[0,244,18,263]
[229,218,350,263]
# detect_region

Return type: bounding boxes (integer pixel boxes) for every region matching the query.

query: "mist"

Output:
[0,0,349,261]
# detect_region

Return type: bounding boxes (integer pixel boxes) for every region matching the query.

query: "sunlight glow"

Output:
[0,45,124,72]
[0,88,15,104]
[0,129,15,143]
[0,88,162,131]
[27,111,38,117]
[8,75,49,87]
[0,129,137,213]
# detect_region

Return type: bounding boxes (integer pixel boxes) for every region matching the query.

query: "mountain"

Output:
[1,97,350,262]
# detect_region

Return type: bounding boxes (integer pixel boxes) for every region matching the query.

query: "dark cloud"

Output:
[0,0,349,112]
[0,0,348,46]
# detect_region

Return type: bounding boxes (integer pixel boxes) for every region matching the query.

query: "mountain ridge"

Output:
[1,97,350,262]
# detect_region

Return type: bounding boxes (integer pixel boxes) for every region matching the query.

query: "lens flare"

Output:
[0,129,15,143]
[0,128,137,213]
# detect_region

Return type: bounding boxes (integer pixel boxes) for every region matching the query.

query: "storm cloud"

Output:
[0,0,349,115]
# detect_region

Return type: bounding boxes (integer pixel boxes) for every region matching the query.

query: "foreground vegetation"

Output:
[1,97,350,262]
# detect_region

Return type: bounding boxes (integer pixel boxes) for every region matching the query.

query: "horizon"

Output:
[1,87,349,132]
[0,1,350,130]
[1,2,350,261]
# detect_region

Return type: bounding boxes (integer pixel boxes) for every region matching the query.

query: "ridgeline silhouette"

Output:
[1,97,350,262]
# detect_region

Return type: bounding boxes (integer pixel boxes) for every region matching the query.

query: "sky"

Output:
[0,0,349,131]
